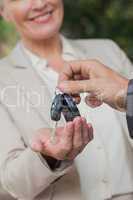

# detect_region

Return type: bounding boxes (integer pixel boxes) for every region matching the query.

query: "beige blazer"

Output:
[0,41,82,200]
[0,38,133,200]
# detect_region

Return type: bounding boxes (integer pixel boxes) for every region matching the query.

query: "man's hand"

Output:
[58,60,129,111]
[31,117,93,161]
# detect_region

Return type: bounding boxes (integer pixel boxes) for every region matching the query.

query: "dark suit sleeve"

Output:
[126,79,133,139]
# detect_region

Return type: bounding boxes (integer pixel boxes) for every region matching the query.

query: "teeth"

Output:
[34,12,52,23]
[30,10,53,21]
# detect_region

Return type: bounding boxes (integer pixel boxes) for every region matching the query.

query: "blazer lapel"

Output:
[7,42,53,127]
[5,39,86,128]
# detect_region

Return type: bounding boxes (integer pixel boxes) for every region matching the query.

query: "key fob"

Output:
[51,93,80,122]
[50,94,63,121]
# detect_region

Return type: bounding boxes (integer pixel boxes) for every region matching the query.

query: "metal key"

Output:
[50,121,58,144]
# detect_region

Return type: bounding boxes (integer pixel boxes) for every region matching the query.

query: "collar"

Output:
[61,35,78,59]
[23,44,47,68]
[23,35,78,67]
[8,35,78,69]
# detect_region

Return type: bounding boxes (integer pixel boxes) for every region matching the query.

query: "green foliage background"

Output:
[0,0,133,60]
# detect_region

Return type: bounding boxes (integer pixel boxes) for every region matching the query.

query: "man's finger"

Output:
[59,60,92,82]
[85,94,103,108]
[59,79,95,94]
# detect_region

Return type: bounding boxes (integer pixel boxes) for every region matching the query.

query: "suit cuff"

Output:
[126,79,133,138]
[1,148,72,199]
[40,154,61,170]
[39,153,73,171]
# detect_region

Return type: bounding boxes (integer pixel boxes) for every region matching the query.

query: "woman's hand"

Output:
[31,117,93,161]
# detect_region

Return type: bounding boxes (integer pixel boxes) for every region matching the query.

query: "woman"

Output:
[0,1,93,200]
[0,0,133,200]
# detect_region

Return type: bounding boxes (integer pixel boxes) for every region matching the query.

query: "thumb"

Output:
[58,80,95,94]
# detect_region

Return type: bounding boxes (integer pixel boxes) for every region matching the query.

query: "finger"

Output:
[53,122,74,160]
[58,61,74,86]
[60,122,74,148]
[85,94,103,108]
[58,60,94,83]
[72,117,83,152]
[66,117,83,160]
[74,74,84,80]
[81,117,91,145]
[59,80,93,94]
[66,119,93,160]
[87,123,94,141]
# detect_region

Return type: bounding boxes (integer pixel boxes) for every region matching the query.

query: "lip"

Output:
[29,10,53,21]
[29,10,54,24]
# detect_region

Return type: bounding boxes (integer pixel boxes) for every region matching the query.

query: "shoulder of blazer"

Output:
[0,56,12,81]
[68,38,120,57]
[0,57,16,88]
[0,42,28,83]
[68,38,130,76]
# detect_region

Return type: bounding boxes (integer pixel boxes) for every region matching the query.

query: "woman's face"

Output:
[2,0,64,41]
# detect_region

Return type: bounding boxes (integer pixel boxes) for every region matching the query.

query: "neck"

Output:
[22,34,65,73]
[22,34,62,60]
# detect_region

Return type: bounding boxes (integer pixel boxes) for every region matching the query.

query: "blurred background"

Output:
[0,0,133,60]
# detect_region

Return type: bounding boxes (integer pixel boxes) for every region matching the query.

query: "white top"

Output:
[22,36,133,200]
[23,36,77,97]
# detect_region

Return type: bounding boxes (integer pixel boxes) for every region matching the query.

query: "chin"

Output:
[27,25,61,41]
[33,32,58,40]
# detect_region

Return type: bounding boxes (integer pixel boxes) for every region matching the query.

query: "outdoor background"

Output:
[0,0,133,60]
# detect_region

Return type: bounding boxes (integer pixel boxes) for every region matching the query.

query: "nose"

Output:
[32,0,46,10]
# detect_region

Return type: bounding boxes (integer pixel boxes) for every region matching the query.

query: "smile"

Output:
[29,10,53,24]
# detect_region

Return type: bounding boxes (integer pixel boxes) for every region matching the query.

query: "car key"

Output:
[50,90,81,143]
[50,92,63,144]
[51,89,81,121]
